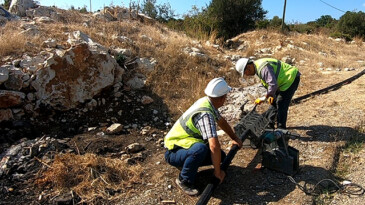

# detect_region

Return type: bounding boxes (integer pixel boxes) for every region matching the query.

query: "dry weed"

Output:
[353,36,364,47]
[36,153,142,203]
[0,22,27,57]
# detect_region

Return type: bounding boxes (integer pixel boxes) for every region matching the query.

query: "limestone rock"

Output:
[31,43,118,110]
[0,66,9,84]
[126,143,144,153]
[9,0,37,17]
[106,123,123,134]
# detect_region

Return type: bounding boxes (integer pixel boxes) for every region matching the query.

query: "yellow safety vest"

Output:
[254,58,298,91]
[164,97,218,150]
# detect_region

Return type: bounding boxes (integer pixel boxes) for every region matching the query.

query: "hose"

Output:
[291,69,365,104]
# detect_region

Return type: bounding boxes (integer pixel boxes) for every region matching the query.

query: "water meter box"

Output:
[262,144,299,176]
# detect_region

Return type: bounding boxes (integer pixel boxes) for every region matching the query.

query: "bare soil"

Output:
[1,68,364,205]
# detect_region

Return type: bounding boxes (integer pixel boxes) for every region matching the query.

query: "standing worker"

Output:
[164,77,243,196]
[235,58,300,129]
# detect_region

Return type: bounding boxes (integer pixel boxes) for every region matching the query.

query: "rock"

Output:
[114,65,125,83]
[0,66,9,84]
[190,52,208,61]
[25,6,60,20]
[31,43,118,110]
[0,90,25,108]
[113,48,132,57]
[34,16,54,23]
[126,74,146,90]
[141,96,154,105]
[140,35,152,41]
[3,66,28,90]
[51,192,74,205]
[20,54,46,74]
[9,0,37,17]
[106,123,123,134]
[0,109,13,122]
[114,35,133,44]
[281,56,295,65]
[217,130,225,137]
[136,58,156,73]
[42,39,57,48]
[126,143,144,153]
[67,31,108,53]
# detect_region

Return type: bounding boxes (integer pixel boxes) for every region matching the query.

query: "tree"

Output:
[315,15,336,28]
[140,0,174,22]
[337,11,365,38]
[205,0,267,39]
[156,2,175,22]
[79,5,88,13]
[270,16,282,28]
[140,0,157,19]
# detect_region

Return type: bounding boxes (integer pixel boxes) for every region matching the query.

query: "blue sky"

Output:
[4,0,365,23]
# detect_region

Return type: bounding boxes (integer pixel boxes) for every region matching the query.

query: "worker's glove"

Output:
[254,96,267,104]
[267,97,274,105]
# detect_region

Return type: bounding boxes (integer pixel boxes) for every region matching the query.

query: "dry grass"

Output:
[36,153,142,203]
[2,8,364,120]
[0,22,28,58]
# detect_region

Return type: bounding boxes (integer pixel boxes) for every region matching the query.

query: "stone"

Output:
[0,109,13,122]
[0,66,9,84]
[141,96,154,105]
[9,0,37,17]
[106,123,123,134]
[126,74,146,90]
[126,143,144,153]
[31,43,118,110]
[0,90,25,108]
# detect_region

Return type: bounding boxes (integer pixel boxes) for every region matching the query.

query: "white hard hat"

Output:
[204,77,231,97]
[235,58,250,76]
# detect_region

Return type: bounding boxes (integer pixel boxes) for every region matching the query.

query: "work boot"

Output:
[175,178,199,196]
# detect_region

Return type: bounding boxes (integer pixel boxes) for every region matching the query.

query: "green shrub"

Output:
[330,32,352,41]
[337,11,365,38]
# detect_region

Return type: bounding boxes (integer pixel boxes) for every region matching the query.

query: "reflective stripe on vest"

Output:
[254,58,298,91]
[164,97,217,150]
[179,107,212,139]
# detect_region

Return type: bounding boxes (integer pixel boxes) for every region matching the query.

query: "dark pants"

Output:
[266,76,300,129]
[164,142,226,184]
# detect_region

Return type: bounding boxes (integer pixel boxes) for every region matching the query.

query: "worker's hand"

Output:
[255,96,266,104]
[214,170,226,184]
[267,96,274,105]
[231,139,243,148]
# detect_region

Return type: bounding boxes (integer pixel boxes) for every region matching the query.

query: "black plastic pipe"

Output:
[196,129,250,205]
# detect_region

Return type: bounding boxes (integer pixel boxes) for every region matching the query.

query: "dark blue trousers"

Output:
[165,142,226,184]
[266,75,300,129]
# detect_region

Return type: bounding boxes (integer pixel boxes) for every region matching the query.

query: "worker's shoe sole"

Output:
[175,178,199,196]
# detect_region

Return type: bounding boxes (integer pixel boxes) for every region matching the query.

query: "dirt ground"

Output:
[1,68,365,204]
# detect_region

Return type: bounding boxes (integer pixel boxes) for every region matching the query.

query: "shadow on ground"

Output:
[194,152,346,205]
[290,125,364,143]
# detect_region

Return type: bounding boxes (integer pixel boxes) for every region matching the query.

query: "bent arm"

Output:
[261,65,278,97]
[217,117,242,148]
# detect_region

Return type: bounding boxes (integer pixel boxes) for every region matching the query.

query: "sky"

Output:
[4,0,365,23]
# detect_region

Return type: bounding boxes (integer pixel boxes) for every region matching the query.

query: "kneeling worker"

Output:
[164,77,243,196]
[235,58,300,129]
